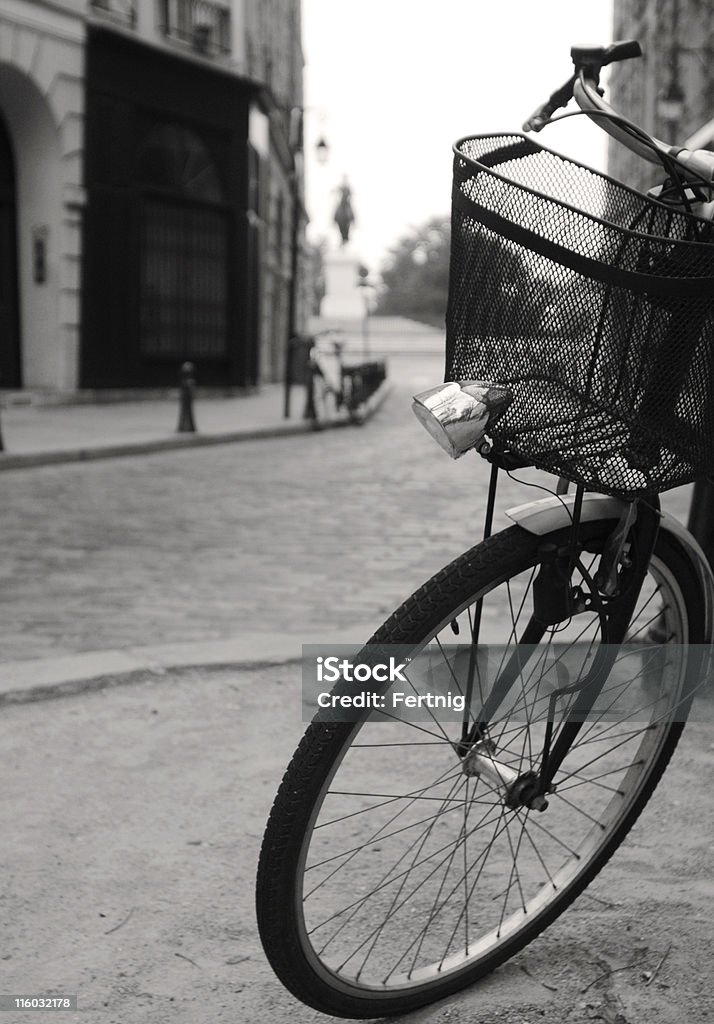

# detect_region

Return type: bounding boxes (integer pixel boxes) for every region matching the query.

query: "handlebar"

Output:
[522,41,643,134]
[520,41,643,135]
[523,40,714,188]
[572,72,666,166]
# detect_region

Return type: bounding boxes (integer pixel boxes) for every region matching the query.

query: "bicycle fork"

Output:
[459,495,661,811]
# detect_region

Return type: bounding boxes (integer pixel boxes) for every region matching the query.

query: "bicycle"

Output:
[307,330,350,423]
[257,41,714,1018]
[283,330,350,424]
[308,329,388,425]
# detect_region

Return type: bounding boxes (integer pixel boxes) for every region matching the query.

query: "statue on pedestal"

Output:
[333,178,355,246]
[320,177,363,320]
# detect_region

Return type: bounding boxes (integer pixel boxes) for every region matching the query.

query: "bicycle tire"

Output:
[257,519,704,1018]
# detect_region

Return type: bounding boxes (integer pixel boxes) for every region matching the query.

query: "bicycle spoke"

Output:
[328,800,508,973]
[350,773,470,979]
[551,790,608,829]
[315,768,465,829]
[382,805,514,982]
[519,811,559,891]
[311,784,502,940]
[497,811,529,936]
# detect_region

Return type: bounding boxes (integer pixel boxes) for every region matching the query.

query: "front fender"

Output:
[506,492,714,644]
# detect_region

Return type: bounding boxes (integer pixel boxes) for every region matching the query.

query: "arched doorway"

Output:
[0,113,20,387]
[0,61,67,390]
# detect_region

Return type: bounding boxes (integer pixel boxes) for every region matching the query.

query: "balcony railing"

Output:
[90,0,137,27]
[157,0,231,56]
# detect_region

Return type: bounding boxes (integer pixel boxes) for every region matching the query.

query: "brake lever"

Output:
[525,41,642,133]
[522,75,576,133]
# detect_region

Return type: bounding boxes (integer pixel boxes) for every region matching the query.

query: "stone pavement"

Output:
[0,321,692,699]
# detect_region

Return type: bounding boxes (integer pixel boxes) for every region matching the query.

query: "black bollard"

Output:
[177,361,197,433]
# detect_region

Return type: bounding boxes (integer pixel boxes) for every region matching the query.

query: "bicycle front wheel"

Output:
[257,519,704,1018]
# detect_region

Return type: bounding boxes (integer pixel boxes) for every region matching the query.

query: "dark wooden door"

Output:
[0,115,20,388]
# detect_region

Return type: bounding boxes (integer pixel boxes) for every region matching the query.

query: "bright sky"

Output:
[302,0,615,273]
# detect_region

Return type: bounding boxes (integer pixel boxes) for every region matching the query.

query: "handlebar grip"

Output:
[571,40,642,71]
[603,40,642,65]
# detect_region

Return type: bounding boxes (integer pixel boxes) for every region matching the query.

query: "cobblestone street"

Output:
[0,351,693,670]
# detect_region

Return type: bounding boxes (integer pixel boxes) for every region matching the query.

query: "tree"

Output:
[376,214,562,338]
[375,217,451,328]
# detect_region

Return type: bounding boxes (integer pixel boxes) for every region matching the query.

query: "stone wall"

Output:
[0,1,85,389]
[608,0,714,190]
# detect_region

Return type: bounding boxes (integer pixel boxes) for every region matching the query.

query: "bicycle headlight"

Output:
[412,381,512,459]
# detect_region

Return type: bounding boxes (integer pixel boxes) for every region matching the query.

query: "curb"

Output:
[0,625,378,706]
[0,381,392,472]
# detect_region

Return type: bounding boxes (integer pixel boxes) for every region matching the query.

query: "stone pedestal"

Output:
[320,246,364,322]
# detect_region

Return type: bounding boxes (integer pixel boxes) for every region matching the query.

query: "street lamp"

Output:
[285,110,331,417]
[656,34,710,141]
[287,109,333,338]
[356,263,375,360]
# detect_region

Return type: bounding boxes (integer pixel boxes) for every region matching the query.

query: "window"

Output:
[138,123,224,201]
[90,0,136,28]
[138,122,229,360]
[157,0,231,55]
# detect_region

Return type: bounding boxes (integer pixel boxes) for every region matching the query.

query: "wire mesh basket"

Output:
[446,133,714,498]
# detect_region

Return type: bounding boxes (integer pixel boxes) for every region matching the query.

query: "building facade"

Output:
[608,0,714,190]
[0,0,305,391]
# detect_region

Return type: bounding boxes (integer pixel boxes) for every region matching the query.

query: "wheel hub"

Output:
[461,740,519,787]
[505,770,549,812]
[462,745,549,812]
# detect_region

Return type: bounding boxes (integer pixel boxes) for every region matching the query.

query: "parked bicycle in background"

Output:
[284,329,387,426]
